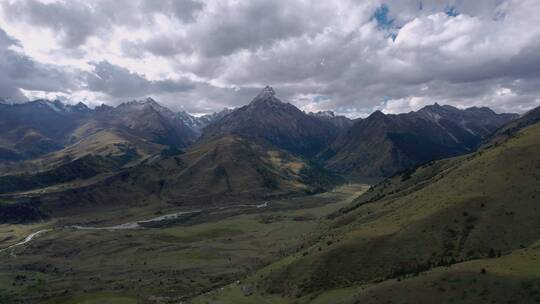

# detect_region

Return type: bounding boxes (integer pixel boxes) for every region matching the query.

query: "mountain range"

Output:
[0,87,520,214]
[201,86,341,157]
[1,87,539,304]
[176,107,234,136]
[0,97,236,165]
[221,101,540,304]
[321,103,518,179]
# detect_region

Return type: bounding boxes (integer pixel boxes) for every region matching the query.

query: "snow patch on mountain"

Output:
[176,108,234,135]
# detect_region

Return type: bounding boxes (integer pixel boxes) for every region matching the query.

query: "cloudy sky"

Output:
[0,0,539,117]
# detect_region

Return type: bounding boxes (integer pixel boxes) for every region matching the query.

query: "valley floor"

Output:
[0,184,367,304]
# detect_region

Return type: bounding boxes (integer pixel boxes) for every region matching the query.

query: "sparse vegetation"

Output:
[0,91,538,304]
[192,122,540,303]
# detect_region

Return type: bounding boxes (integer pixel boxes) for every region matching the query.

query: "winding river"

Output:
[0,229,52,253]
[0,201,270,253]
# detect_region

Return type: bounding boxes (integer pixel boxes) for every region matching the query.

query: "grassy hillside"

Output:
[0,124,165,176]
[0,102,81,161]
[10,134,340,221]
[319,243,540,304]
[0,199,47,223]
[0,153,136,194]
[483,105,540,148]
[197,243,540,304]
[198,121,540,302]
[160,134,340,200]
[0,126,166,195]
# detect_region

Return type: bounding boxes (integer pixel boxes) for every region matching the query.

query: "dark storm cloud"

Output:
[85,61,195,98]
[130,0,330,58]
[189,0,330,57]
[0,27,18,48]
[141,34,194,57]
[2,0,104,48]
[1,0,153,48]
[0,0,539,115]
[0,27,78,100]
[141,0,205,23]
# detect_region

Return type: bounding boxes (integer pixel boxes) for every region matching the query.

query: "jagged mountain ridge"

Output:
[201,86,341,157]
[0,89,523,203]
[94,97,197,149]
[308,110,354,130]
[0,98,198,163]
[322,103,518,179]
[0,100,92,161]
[25,133,339,218]
[0,90,343,210]
[0,98,196,193]
[227,109,540,302]
[176,107,234,135]
[483,104,540,148]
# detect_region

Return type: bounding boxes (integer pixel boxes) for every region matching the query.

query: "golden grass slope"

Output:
[30,134,337,220]
[0,123,164,176]
[119,134,330,204]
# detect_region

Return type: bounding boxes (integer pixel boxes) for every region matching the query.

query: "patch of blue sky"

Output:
[314,95,330,103]
[445,6,459,17]
[371,4,399,40]
[372,4,394,30]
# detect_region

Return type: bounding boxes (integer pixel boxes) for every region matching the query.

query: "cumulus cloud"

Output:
[2,0,106,48]
[0,27,80,101]
[0,0,539,115]
[141,0,205,23]
[85,61,195,98]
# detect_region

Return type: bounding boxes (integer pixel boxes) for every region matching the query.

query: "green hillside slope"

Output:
[198,120,540,303]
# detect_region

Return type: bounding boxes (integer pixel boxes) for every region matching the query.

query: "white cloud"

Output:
[382,96,435,114]
[0,0,538,116]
